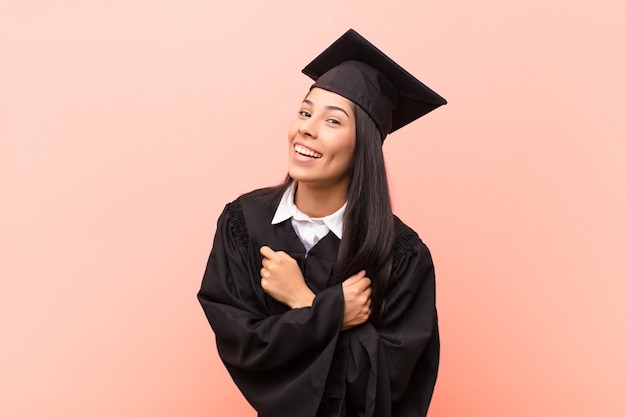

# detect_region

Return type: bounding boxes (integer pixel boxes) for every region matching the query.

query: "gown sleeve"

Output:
[379,232,439,416]
[197,200,346,417]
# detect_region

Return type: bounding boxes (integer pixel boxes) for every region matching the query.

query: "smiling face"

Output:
[287,88,357,193]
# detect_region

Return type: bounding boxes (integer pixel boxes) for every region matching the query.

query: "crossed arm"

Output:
[259,245,371,330]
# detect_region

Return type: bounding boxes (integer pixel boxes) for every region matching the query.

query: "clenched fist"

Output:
[341,270,372,330]
[260,246,315,309]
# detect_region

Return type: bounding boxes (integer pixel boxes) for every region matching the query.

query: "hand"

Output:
[260,246,315,309]
[341,270,372,330]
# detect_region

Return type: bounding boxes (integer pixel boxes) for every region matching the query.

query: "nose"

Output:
[298,117,317,138]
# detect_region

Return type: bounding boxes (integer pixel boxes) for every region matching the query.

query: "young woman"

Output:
[198,29,446,417]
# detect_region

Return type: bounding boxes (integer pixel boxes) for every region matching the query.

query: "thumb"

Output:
[347,270,367,283]
[260,245,276,259]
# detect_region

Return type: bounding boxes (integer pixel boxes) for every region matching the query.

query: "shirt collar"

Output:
[271,182,345,239]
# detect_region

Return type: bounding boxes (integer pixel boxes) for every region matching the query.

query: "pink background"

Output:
[2,1,625,416]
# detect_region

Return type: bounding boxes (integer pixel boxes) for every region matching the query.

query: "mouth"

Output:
[294,144,322,159]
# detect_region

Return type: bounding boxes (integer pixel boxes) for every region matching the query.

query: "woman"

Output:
[198,29,446,417]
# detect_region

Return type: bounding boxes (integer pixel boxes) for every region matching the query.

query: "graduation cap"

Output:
[302,29,446,139]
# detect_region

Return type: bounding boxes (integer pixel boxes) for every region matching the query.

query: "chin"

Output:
[287,165,308,182]
[288,172,310,183]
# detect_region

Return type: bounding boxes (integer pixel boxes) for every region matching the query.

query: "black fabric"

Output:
[302,29,447,137]
[198,188,439,417]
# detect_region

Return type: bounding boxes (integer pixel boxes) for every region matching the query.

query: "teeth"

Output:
[295,144,322,158]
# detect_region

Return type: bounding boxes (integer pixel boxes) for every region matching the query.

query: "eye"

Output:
[327,118,341,125]
[299,110,311,118]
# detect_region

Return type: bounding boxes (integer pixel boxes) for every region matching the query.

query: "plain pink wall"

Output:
[1,1,625,416]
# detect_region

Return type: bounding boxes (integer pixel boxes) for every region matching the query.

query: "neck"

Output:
[293,180,348,218]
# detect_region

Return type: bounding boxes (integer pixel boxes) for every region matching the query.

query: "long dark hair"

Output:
[334,103,395,326]
[277,103,395,325]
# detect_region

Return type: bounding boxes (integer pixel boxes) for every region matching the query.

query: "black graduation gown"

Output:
[198,188,439,417]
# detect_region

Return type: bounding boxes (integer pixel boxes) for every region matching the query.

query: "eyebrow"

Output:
[303,99,351,119]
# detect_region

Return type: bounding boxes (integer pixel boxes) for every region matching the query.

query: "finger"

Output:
[356,278,371,291]
[261,258,269,268]
[363,287,372,299]
[343,276,356,286]
[260,245,277,259]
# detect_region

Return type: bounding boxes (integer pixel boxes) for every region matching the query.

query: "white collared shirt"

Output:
[271,182,345,253]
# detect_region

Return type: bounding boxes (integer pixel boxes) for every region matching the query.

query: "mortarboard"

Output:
[302,29,446,139]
